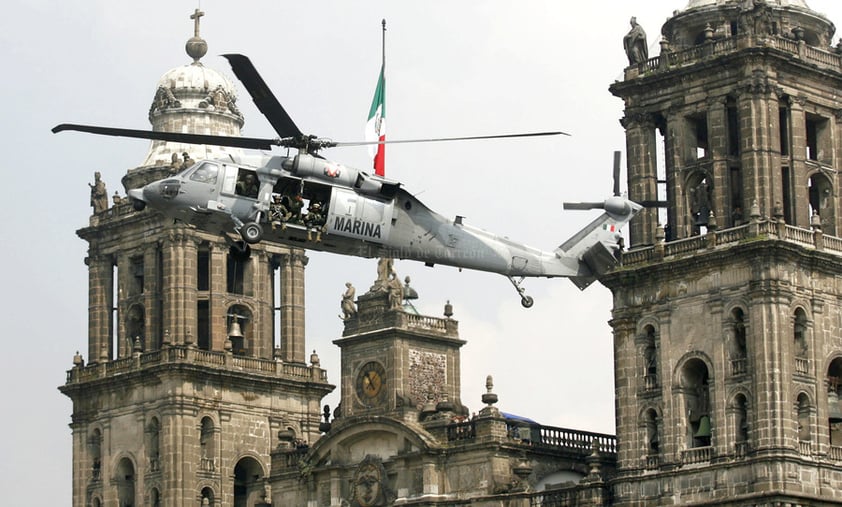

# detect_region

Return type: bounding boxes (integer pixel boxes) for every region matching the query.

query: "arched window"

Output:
[792,308,810,374]
[226,304,253,356]
[681,358,712,448]
[797,392,812,445]
[200,417,216,472]
[728,308,747,375]
[644,408,660,455]
[234,456,265,506]
[115,457,135,507]
[826,359,842,446]
[149,488,161,507]
[146,417,160,472]
[201,486,215,506]
[642,325,658,388]
[89,428,102,481]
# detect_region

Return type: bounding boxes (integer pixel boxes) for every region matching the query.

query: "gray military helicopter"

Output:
[53,54,641,308]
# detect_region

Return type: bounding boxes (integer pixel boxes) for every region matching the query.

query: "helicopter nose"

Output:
[127,188,145,202]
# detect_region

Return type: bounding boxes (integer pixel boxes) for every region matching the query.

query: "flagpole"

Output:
[381,19,386,72]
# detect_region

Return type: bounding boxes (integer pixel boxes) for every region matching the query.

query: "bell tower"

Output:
[607,1,842,504]
[59,10,332,507]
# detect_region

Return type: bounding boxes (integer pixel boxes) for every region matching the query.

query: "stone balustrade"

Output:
[623,221,842,269]
[66,344,328,384]
[631,34,842,78]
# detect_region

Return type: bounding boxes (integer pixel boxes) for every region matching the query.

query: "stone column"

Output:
[252,250,274,359]
[788,96,809,227]
[279,251,307,363]
[87,253,113,363]
[143,245,161,350]
[161,231,198,344]
[707,97,730,225]
[623,112,659,246]
[664,108,689,239]
[737,78,782,220]
[209,241,228,352]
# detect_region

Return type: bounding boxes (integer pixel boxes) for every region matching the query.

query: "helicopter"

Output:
[53,54,641,308]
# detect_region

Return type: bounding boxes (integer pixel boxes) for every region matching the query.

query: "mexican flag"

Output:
[365,65,386,176]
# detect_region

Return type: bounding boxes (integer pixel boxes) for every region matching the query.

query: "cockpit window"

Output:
[188,162,219,185]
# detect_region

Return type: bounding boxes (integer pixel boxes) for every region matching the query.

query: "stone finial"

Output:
[73,351,84,368]
[773,201,784,222]
[750,200,761,220]
[162,329,171,346]
[444,300,453,319]
[310,350,320,367]
[133,337,143,354]
[482,375,498,407]
[100,343,109,362]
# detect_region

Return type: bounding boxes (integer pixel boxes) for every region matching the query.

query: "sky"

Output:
[3,0,842,504]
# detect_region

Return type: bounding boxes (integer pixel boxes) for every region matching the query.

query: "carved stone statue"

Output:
[370,257,395,293]
[623,17,648,65]
[89,171,108,213]
[340,282,357,320]
[387,273,404,310]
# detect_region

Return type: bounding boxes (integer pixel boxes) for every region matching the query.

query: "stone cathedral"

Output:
[61,1,842,505]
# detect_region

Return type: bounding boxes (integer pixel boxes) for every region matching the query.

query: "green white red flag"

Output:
[366,65,386,176]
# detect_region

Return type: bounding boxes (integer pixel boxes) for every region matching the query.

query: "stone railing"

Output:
[828,445,842,461]
[529,488,577,507]
[632,34,842,77]
[644,454,660,470]
[730,358,747,376]
[681,445,712,465]
[623,221,842,269]
[799,440,812,457]
[66,344,329,384]
[795,357,809,375]
[446,420,476,441]
[734,441,749,458]
[199,457,216,472]
[507,422,617,456]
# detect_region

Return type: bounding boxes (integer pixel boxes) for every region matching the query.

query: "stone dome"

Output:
[134,10,246,172]
[685,0,809,8]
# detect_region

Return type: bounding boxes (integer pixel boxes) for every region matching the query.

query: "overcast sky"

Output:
[3,1,842,503]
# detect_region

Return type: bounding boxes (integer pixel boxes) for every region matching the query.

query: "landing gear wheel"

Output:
[131,199,146,211]
[229,241,252,261]
[520,296,534,308]
[241,222,263,244]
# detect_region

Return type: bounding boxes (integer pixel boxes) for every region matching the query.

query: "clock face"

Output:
[356,361,386,407]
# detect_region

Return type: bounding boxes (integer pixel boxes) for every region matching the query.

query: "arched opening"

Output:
[826,358,842,446]
[226,304,253,356]
[794,308,808,360]
[149,488,161,507]
[89,428,102,481]
[687,173,712,236]
[681,358,711,448]
[115,457,136,507]
[808,172,834,232]
[728,307,747,375]
[732,393,749,456]
[146,417,160,472]
[233,456,265,507]
[642,325,658,388]
[201,486,215,505]
[126,303,145,351]
[644,408,660,456]
[797,392,812,444]
[200,417,216,472]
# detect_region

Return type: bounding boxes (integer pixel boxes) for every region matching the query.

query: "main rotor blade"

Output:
[334,130,569,147]
[51,123,281,150]
[222,54,303,139]
[563,202,605,210]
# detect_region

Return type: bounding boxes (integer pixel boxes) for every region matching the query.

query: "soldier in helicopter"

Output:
[304,201,328,242]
